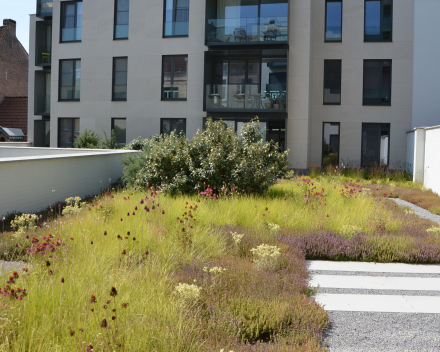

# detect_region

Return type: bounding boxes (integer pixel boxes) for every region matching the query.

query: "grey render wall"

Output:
[412,0,440,128]
[29,0,207,149]
[310,0,414,167]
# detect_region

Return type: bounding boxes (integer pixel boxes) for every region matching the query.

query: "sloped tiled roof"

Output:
[0,26,6,41]
[0,97,28,135]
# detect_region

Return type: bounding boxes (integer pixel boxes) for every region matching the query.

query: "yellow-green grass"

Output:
[0,177,438,351]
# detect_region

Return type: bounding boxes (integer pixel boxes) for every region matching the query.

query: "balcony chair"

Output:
[262,28,278,41]
[42,52,51,64]
[233,28,247,42]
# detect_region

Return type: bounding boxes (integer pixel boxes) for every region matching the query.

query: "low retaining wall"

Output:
[0,142,32,147]
[407,125,440,195]
[0,147,141,217]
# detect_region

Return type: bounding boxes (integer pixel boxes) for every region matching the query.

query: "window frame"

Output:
[364,0,393,42]
[160,118,187,135]
[321,122,340,167]
[113,0,129,40]
[362,59,392,106]
[112,57,128,101]
[58,58,81,102]
[323,59,342,105]
[58,118,79,148]
[60,1,83,43]
[163,0,190,38]
[111,118,127,145]
[325,0,343,43]
[161,55,188,101]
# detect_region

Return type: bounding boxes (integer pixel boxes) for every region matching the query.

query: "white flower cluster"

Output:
[427,227,440,235]
[339,225,363,239]
[220,349,234,352]
[404,209,417,215]
[62,196,82,217]
[11,213,39,234]
[174,283,201,306]
[203,266,227,275]
[250,244,281,270]
[230,232,244,246]
[268,222,281,235]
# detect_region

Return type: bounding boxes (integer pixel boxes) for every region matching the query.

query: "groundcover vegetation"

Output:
[1,175,440,351]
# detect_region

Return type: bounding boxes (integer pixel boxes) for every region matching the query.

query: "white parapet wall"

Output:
[0,147,141,217]
[407,125,440,196]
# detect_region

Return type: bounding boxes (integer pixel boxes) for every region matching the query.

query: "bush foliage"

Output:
[123,119,290,195]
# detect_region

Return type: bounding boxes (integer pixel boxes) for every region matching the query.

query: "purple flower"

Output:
[58,204,61,209]
[127,212,130,216]
[15,243,18,248]
[152,205,155,210]
[104,231,107,236]
[162,211,165,215]
[91,241,94,245]
[120,218,123,221]
[145,250,149,255]
[135,206,138,211]
[145,207,150,212]
[26,235,29,239]
[140,199,144,204]
[48,270,53,275]
[61,277,65,283]
[132,212,135,216]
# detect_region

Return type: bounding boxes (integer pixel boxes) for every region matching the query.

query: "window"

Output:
[61,1,82,42]
[162,55,188,100]
[325,0,342,42]
[59,59,81,101]
[322,123,340,166]
[363,60,391,106]
[323,60,341,104]
[114,0,129,39]
[112,118,127,145]
[112,57,128,101]
[160,118,186,135]
[58,118,79,148]
[361,123,390,167]
[164,0,189,37]
[364,0,392,42]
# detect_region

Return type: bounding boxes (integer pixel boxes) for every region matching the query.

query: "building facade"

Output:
[28,0,439,168]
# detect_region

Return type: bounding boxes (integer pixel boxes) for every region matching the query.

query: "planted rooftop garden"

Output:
[1,120,440,351]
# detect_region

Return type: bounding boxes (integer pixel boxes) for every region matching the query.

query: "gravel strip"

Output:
[316,287,440,297]
[391,198,440,226]
[0,261,27,275]
[309,270,440,278]
[322,311,440,352]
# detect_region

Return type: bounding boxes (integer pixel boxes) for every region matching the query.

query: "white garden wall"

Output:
[407,125,440,195]
[0,147,140,217]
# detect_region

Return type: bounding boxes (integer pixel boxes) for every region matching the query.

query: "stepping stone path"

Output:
[309,261,440,351]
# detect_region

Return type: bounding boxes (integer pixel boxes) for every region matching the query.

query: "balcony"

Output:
[37,0,53,19]
[206,0,288,46]
[204,49,287,113]
[36,45,51,67]
[206,84,286,112]
[34,71,51,116]
[35,20,52,67]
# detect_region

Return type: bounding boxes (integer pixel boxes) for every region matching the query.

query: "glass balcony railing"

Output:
[206,17,288,44]
[205,84,286,111]
[35,95,51,116]
[36,45,51,66]
[164,21,189,37]
[37,0,53,18]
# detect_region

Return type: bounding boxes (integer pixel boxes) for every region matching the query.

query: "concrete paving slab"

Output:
[313,294,440,313]
[307,260,440,274]
[310,275,440,291]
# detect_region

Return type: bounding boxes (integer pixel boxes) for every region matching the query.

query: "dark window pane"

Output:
[323,123,340,166]
[365,1,381,35]
[59,59,80,100]
[117,0,129,11]
[161,118,186,135]
[363,60,391,105]
[113,57,127,100]
[324,60,341,104]
[325,0,342,41]
[362,123,389,167]
[162,56,187,100]
[112,118,126,144]
[365,0,392,41]
[59,118,79,148]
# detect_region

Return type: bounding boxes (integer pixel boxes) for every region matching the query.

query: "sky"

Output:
[0,0,36,53]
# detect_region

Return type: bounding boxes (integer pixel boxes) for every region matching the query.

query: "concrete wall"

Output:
[406,130,414,172]
[423,126,440,195]
[0,142,33,147]
[412,0,440,128]
[0,147,140,216]
[310,0,414,167]
[407,125,440,195]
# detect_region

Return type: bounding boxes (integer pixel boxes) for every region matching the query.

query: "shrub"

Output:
[123,136,150,151]
[11,214,38,235]
[74,129,102,149]
[125,119,289,195]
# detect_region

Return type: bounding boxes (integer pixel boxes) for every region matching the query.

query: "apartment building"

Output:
[28,0,440,168]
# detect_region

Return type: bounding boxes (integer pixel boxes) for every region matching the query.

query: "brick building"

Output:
[0,19,29,100]
[0,19,29,142]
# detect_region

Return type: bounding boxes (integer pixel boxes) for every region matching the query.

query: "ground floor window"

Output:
[322,122,340,166]
[161,118,186,135]
[361,123,390,167]
[58,118,79,148]
[111,118,126,145]
[34,120,50,147]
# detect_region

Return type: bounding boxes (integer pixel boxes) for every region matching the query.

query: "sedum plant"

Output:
[62,196,83,217]
[174,283,201,306]
[11,214,38,235]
